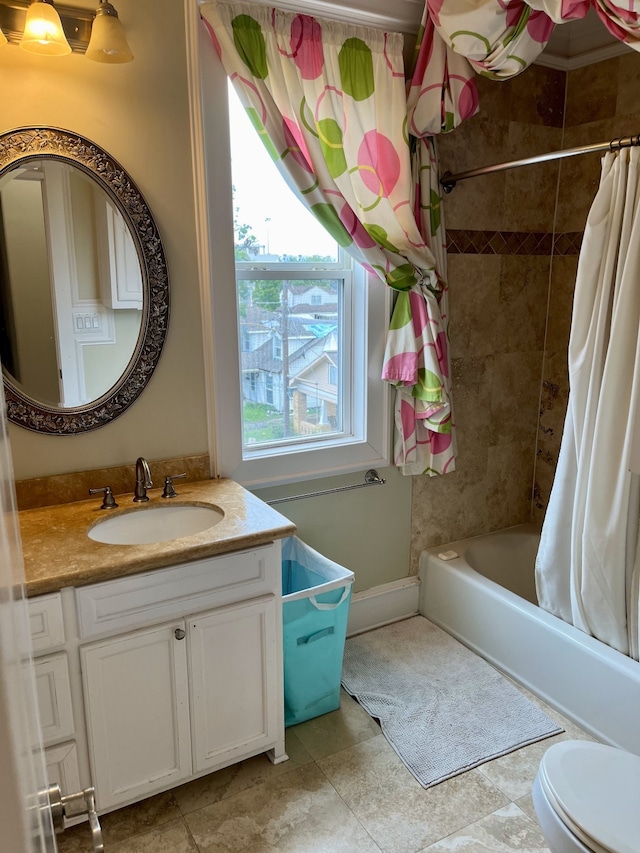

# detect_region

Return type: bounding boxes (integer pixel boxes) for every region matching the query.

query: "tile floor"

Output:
[57,634,593,853]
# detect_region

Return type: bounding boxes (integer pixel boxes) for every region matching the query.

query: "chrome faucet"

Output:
[133,457,153,502]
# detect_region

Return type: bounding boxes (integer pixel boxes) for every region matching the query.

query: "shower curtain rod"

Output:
[440,133,640,193]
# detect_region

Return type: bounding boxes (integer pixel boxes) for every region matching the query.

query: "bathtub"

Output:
[419,524,640,756]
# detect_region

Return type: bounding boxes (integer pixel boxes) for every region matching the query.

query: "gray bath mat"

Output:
[341,616,563,788]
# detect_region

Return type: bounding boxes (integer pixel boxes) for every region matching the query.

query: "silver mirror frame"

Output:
[0,127,169,434]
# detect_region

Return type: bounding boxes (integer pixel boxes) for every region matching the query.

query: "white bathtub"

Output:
[419,524,640,756]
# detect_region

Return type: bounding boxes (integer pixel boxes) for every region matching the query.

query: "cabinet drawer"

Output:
[75,544,279,638]
[28,593,65,652]
[34,653,75,745]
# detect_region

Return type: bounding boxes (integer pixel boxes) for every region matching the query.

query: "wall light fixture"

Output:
[0,0,132,62]
[21,0,71,55]
[85,1,132,63]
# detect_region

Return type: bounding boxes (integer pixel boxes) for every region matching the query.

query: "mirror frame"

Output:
[0,127,169,435]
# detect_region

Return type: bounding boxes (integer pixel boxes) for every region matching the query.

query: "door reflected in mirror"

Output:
[0,159,143,409]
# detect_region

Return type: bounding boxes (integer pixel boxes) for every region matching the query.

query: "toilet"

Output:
[533,740,640,853]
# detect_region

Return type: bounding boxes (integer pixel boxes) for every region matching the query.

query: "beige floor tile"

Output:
[108,817,197,852]
[515,793,539,823]
[550,715,596,741]
[474,680,597,801]
[509,682,596,742]
[289,689,381,761]
[185,763,381,852]
[56,822,98,853]
[99,790,182,844]
[283,727,317,764]
[174,729,313,814]
[419,802,549,852]
[61,627,603,853]
[475,732,570,801]
[318,734,509,853]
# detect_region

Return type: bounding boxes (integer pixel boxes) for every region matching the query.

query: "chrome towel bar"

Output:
[266,469,386,505]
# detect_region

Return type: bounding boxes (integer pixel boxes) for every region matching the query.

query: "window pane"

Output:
[238,279,342,449]
[228,82,339,264]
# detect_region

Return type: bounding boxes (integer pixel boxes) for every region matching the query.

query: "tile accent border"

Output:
[447,230,583,256]
[15,453,211,511]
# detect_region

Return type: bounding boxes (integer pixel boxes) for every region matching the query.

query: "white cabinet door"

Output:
[189,595,278,773]
[81,621,192,811]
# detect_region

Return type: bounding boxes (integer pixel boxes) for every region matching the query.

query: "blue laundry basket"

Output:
[281,537,354,727]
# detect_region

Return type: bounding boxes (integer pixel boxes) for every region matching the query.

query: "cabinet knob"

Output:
[174,628,186,640]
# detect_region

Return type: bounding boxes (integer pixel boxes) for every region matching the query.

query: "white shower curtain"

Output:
[536,147,640,659]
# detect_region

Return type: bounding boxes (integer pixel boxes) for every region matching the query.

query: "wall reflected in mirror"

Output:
[0,159,143,409]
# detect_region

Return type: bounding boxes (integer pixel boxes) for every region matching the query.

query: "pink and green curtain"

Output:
[409,0,640,138]
[200,1,456,476]
[392,134,455,474]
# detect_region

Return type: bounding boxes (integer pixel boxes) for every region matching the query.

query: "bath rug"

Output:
[341,616,563,788]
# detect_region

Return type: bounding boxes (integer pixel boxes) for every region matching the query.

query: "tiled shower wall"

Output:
[409,53,640,572]
[534,53,640,523]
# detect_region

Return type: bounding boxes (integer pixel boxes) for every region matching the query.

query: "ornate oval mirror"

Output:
[0,127,169,434]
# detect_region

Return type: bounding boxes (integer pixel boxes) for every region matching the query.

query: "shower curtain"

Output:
[536,147,640,660]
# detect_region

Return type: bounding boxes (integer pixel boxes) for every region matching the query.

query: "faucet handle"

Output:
[161,473,187,499]
[89,486,118,510]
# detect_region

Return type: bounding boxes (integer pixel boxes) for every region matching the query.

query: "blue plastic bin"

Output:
[281,537,354,727]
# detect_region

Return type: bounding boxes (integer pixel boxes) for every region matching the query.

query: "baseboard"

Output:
[346,576,420,637]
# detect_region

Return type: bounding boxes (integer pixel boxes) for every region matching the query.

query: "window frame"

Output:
[186,11,391,487]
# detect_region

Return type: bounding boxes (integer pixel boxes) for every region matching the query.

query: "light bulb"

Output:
[20,0,71,56]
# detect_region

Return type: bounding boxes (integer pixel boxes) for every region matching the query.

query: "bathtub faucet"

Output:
[133,457,153,502]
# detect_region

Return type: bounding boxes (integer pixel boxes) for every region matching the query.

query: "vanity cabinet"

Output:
[81,596,279,811]
[74,542,286,812]
[20,475,295,819]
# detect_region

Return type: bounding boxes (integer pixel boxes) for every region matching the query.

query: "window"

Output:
[272,335,282,361]
[190,50,390,487]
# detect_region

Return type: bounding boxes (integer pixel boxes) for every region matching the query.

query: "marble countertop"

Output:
[19,478,296,597]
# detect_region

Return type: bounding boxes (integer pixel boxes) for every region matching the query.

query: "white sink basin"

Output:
[88,503,224,545]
